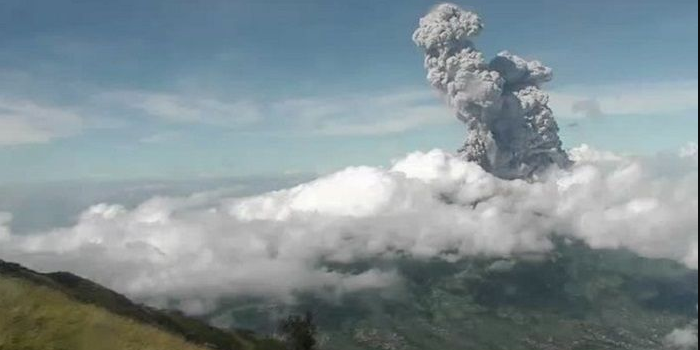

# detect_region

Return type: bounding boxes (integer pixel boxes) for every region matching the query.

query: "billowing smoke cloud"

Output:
[0,145,697,309]
[413,4,571,179]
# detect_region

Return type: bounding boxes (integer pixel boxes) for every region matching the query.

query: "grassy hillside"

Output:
[0,275,210,350]
[0,261,284,350]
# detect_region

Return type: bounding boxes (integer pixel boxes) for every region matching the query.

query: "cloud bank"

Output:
[1,145,697,308]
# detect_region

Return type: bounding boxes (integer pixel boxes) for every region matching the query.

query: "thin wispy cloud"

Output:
[98,91,263,128]
[1,79,696,148]
[0,87,452,148]
[550,80,699,119]
[275,90,450,136]
[94,89,451,137]
[139,131,182,144]
[0,97,84,146]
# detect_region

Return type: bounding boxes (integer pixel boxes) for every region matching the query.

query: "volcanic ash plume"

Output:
[413,3,571,179]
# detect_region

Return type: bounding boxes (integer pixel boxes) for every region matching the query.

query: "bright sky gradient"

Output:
[0,0,697,183]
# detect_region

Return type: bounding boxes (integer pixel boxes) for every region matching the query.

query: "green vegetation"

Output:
[212,242,698,350]
[0,260,284,350]
[0,275,209,350]
[2,241,696,350]
[279,313,318,350]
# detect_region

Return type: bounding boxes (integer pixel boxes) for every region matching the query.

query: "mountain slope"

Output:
[0,274,211,350]
[207,242,698,350]
[0,260,284,350]
[3,242,696,350]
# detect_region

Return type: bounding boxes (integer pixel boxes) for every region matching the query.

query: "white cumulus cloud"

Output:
[666,319,698,350]
[0,145,696,309]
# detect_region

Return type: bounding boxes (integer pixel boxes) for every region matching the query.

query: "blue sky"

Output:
[0,0,697,183]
